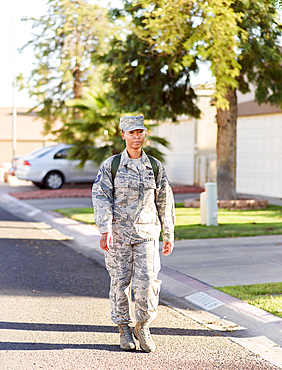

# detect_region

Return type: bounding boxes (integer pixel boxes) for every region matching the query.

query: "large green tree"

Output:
[100,1,201,122]
[19,0,110,134]
[109,0,282,199]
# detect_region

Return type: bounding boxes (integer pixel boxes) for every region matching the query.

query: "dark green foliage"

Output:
[100,2,201,122]
[235,0,282,105]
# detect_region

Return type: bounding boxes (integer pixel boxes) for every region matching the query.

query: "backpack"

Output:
[111,153,159,183]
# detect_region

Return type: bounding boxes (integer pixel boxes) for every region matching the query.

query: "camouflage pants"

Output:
[105,238,162,325]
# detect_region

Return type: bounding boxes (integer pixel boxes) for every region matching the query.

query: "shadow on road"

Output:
[0,321,218,339]
[0,322,118,333]
[0,342,120,351]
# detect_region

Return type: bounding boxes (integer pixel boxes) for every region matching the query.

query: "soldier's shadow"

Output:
[0,321,218,351]
[0,321,215,336]
[0,342,120,351]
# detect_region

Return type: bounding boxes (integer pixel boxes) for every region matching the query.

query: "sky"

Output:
[0,0,48,107]
[0,0,213,108]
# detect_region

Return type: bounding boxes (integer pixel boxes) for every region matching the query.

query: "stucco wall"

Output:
[153,117,195,185]
[194,93,217,186]
[196,95,217,154]
[0,107,57,164]
[152,89,217,186]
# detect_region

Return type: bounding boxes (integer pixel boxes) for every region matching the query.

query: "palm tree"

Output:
[62,88,170,167]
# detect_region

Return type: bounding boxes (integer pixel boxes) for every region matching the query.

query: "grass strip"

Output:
[215,282,282,318]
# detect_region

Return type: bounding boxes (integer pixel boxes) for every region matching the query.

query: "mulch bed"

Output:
[184,197,268,210]
[9,185,204,200]
[171,185,204,194]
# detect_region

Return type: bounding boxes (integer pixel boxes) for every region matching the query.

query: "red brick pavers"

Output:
[10,185,204,200]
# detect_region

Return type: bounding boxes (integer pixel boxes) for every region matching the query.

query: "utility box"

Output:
[205,182,218,226]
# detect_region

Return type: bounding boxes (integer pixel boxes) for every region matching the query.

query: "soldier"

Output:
[92,115,175,352]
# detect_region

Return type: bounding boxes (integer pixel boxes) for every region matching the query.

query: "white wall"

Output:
[153,117,195,184]
[152,89,217,186]
[237,113,282,197]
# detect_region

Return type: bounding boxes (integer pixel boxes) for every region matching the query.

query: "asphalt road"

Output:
[0,206,280,370]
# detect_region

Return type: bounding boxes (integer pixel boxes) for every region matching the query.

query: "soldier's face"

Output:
[121,129,146,150]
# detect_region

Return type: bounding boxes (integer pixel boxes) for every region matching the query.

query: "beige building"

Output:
[0,107,56,165]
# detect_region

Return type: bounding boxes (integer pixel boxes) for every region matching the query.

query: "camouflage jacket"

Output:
[92,149,175,244]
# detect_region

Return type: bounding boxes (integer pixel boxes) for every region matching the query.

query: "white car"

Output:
[14,144,98,189]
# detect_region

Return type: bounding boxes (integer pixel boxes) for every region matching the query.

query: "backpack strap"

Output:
[147,155,159,182]
[111,153,121,183]
[111,153,158,183]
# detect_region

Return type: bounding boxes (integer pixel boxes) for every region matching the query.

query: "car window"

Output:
[54,149,70,160]
[28,146,55,158]
[37,148,56,158]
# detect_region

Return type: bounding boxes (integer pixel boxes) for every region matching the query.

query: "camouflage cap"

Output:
[119,115,147,132]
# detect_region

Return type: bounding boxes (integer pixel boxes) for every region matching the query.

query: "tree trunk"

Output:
[73,62,82,99]
[73,61,83,120]
[216,88,237,200]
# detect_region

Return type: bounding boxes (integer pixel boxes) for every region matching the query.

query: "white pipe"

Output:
[12,11,17,157]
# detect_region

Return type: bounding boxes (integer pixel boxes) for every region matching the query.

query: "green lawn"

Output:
[174,204,282,239]
[215,282,282,318]
[54,204,282,239]
[55,207,95,224]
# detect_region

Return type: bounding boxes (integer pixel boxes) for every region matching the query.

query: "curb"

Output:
[0,192,282,368]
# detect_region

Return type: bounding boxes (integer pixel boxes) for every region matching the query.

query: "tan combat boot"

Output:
[117,324,136,351]
[134,322,156,353]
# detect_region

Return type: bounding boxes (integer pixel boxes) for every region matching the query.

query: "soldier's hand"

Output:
[161,241,173,256]
[100,232,113,252]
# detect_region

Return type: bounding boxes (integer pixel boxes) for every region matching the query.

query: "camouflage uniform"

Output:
[92,148,175,325]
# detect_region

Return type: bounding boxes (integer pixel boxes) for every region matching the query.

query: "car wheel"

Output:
[43,171,64,190]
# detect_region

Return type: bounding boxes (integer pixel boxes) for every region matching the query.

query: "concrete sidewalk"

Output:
[0,191,282,368]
